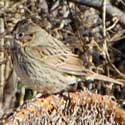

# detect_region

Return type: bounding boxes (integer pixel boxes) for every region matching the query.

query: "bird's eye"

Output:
[16,32,24,39]
[29,33,34,37]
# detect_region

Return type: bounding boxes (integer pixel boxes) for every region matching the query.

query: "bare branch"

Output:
[70,0,125,26]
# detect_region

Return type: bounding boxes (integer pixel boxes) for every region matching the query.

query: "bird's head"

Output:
[12,19,42,48]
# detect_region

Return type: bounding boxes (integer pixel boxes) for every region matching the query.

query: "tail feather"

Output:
[85,72,124,85]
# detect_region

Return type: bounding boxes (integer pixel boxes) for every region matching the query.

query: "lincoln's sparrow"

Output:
[9,19,123,95]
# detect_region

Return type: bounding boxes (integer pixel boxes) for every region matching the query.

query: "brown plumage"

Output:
[10,19,123,95]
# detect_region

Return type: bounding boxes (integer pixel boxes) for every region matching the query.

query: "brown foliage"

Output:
[3,91,125,125]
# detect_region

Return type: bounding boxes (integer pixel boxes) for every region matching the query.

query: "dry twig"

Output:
[71,0,125,26]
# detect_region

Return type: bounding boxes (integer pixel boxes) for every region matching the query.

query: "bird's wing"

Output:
[30,42,123,85]
[42,53,89,75]
[31,45,88,75]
